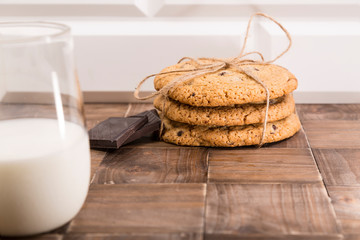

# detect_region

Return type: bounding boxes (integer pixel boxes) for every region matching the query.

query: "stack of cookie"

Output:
[153,60,301,147]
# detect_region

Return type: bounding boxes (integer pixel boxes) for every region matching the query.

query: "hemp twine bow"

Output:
[134,12,292,147]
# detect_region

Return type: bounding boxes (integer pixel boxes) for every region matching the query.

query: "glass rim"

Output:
[0,21,70,44]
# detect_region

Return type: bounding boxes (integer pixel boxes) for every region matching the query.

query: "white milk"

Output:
[0,118,90,236]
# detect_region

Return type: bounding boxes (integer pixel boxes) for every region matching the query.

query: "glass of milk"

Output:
[0,22,90,236]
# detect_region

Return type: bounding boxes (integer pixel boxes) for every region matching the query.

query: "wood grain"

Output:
[297,104,360,121]
[265,127,309,148]
[343,234,360,240]
[302,121,360,131]
[328,186,360,234]
[84,103,129,130]
[306,131,360,149]
[302,121,360,148]
[123,136,178,148]
[64,233,201,240]
[7,103,360,240]
[92,147,208,184]
[208,148,321,183]
[90,149,107,180]
[312,149,360,186]
[0,103,83,127]
[205,183,341,239]
[0,103,55,120]
[0,234,63,240]
[69,184,206,235]
[124,103,155,117]
[205,234,342,240]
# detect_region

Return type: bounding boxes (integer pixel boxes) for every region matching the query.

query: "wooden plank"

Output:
[0,220,69,239]
[302,121,360,131]
[90,149,107,180]
[265,127,309,149]
[205,234,342,240]
[208,149,321,184]
[124,103,155,117]
[343,234,360,240]
[0,234,63,240]
[205,183,341,239]
[297,104,360,121]
[312,149,360,186]
[1,223,70,239]
[0,103,55,120]
[328,186,360,234]
[84,103,129,130]
[305,131,360,149]
[64,233,201,240]
[84,103,130,120]
[123,136,177,148]
[302,121,360,148]
[92,147,208,184]
[69,184,206,235]
[50,223,70,235]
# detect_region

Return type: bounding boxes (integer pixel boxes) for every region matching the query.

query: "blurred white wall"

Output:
[0,0,359,103]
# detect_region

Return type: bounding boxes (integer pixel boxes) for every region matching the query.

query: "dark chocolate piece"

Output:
[124,109,161,145]
[89,116,147,149]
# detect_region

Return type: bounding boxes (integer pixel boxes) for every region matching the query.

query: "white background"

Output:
[0,0,359,103]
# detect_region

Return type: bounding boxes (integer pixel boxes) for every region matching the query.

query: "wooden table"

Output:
[5,103,360,240]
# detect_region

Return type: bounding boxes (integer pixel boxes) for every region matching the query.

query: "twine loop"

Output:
[134,12,292,147]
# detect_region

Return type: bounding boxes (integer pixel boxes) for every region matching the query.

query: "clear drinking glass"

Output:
[0,22,90,236]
